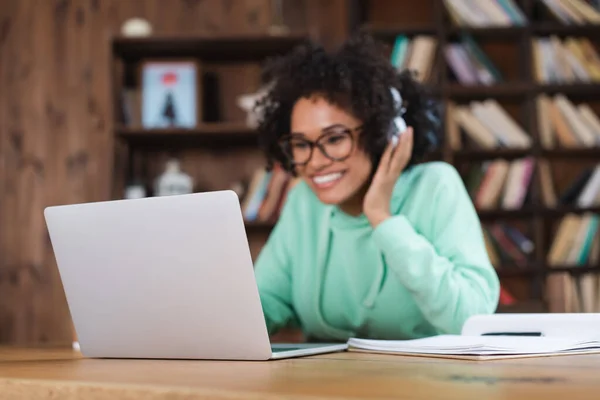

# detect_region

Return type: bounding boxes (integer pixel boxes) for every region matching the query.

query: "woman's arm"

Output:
[371,164,500,335]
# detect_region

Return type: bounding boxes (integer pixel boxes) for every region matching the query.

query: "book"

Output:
[443,0,526,27]
[347,314,600,361]
[347,335,600,360]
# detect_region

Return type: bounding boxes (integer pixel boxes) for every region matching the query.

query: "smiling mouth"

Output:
[312,172,345,189]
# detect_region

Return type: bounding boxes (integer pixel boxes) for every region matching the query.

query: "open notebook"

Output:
[347,314,600,360]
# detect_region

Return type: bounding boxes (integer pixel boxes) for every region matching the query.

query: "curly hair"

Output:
[255,32,442,174]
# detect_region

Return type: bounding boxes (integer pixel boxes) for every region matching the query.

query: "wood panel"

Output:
[0,0,347,345]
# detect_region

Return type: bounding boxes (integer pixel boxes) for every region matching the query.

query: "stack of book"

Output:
[547,163,600,313]
[463,158,535,211]
[532,36,600,84]
[241,166,300,224]
[538,159,558,207]
[443,0,527,27]
[446,100,532,149]
[548,164,600,260]
[483,222,535,269]
[548,271,600,313]
[389,35,438,83]
[549,212,599,267]
[444,34,502,85]
[536,95,600,148]
[540,0,600,24]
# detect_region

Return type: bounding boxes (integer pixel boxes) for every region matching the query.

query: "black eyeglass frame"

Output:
[277,125,362,167]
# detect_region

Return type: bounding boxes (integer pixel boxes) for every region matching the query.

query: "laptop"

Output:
[44,190,348,360]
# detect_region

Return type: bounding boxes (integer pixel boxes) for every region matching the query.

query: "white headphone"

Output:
[389,86,407,147]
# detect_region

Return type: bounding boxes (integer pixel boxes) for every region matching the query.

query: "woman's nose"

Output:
[308,147,333,170]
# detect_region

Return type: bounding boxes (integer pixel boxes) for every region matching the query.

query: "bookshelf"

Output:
[108,0,600,315]
[109,33,309,259]
[352,0,600,313]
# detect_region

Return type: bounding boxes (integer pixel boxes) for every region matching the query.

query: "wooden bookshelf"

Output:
[353,0,600,313]
[109,32,309,237]
[108,1,600,315]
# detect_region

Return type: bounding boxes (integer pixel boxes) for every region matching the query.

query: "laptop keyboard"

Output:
[271,345,305,352]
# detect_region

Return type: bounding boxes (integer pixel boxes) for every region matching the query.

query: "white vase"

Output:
[154,159,193,196]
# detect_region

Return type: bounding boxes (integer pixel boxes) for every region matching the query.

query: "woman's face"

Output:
[286,95,373,206]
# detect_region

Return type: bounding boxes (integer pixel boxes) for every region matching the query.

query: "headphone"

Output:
[389,86,407,148]
[388,86,441,150]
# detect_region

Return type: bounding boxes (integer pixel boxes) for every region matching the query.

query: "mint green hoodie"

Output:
[254,161,500,341]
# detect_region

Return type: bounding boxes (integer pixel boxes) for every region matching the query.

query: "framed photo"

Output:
[140,60,200,129]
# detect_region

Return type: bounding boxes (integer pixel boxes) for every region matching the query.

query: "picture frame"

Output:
[140,60,201,129]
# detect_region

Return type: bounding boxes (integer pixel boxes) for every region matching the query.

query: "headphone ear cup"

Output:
[389,86,407,135]
[394,115,407,133]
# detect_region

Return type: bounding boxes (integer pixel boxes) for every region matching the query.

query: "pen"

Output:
[482,332,543,337]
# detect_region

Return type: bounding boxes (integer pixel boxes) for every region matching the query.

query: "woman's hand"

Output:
[363,127,413,228]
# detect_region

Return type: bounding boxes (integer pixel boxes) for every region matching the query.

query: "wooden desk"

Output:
[0,346,599,399]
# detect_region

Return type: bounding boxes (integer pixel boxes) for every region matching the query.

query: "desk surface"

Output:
[1,346,599,399]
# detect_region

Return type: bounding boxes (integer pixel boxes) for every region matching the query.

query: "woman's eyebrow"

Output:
[290,124,348,137]
[322,123,347,131]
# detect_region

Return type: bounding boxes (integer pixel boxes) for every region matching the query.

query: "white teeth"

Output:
[313,172,342,185]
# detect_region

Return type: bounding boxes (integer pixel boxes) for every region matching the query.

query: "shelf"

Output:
[496,264,600,277]
[372,23,600,40]
[475,206,600,220]
[453,148,532,160]
[534,83,600,97]
[445,83,530,99]
[477,208,536,220]
[496,300,546,313]
[444,83,600,98]
[532,23,600,36]
[112,33,309,62]
[451,147,600,160]
[446,25,527,38]
[496,266,540,278]
[362,24,437,40]
[541,147,600,159]
[116,124,259,148]
[245,221,275,230]
[541,206,600,218]
[447,24,600,38]
[545,265,600,275]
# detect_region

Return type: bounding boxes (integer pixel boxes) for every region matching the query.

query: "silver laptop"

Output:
[44,190,347,360]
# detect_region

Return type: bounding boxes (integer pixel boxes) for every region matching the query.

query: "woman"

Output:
[252,32,499,342]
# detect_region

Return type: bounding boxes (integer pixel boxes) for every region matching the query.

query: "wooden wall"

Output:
[0,0,348,345]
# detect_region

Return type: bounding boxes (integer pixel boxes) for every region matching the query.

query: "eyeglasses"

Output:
[278,126,360,166]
